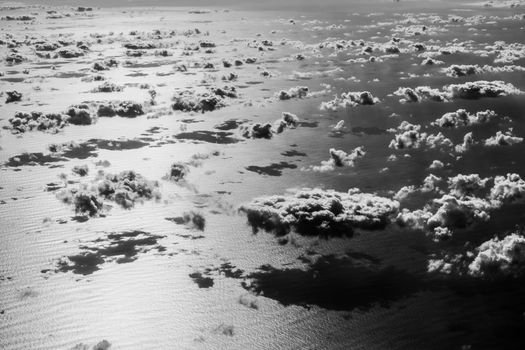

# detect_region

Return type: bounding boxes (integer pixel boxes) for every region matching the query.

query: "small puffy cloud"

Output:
[426,195,491,230]
[239,188,399,237]
[388,121,453,150]
[242,112,300,139]
[489,173,525,206]
[455,132,476,153]
[431,109,497,128]
[276,86,309,100]
[320,91,380,111]
[393,86,448,103]
[421,174,444,193]
[306,147,366,172]
[468,233,525,277]
[421,57,444,66]
[429,160,444,169]
[484,129,523,146]
[393,185,417,201]
[275,112,299,133]
[447,174,491,199]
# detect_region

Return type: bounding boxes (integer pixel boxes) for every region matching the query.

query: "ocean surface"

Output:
[1,1,525,349]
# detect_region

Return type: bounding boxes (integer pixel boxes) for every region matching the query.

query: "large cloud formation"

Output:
[468,233,525,277]
[393,80,522,103]
[431,109,497,128]
[239,188,399,237]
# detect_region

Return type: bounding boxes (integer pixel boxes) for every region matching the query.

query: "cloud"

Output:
[388,121,453,150]
[306,147,366,172]
[431,109,497,128]
[489,173,525,206]
[242,112,300,139]
[442,64,525,77]
[58,170,161,217]
[393,86,448,103]
[447,174,491,199]
[455,132,475,153]
[444,80,523,99]
[394,81,523,103]
[469,233,525,277]
[429,160,444,169]
[484,130,523,146]
[276,86,309,100]
[320,91,380,111]
[239,188,399,237]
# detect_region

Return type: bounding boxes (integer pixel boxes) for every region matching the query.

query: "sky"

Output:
[2,0,461,11]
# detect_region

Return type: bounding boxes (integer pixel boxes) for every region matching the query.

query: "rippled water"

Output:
[1,1,525,349]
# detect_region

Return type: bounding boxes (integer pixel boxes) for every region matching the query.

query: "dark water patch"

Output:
[165,211,205,230]
[245,81,263,85]
[189,272,214,288]
[125,61,172,69]
[62,143,98,159]
[215,190,231,195]
[179,118,203,124]
[242,255,423,311]
[245,161,297,176]
[54,230,165,275]
[4,153,66,167]
[297,121,319,128]
[1,77,25,82]
[145,126,166,134]
[214,119,248,130]
[176,233,205,240]
[89,138,149,151]
[218,262,244,279]
[174,131,241,144]
[71,215,90,223]
[52,71,88,78]
[281,150,307,157]
[352,126,387,135]
[126,72,148,77]
[45,182,64,191]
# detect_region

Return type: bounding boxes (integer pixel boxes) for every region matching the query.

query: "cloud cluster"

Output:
[276,86,309,100]
[431,109,497,128]
[388,121,453,150]
[442,64,525,77]
[393,86,448,103]
[455,132,475,153]
[306,147,366,172]
[397,173,525,241]
[394,81,522,103]
[444,80,523,99]
[97,101,144,118]
[489,173,525,206]
[239,188,399,237]
[7,103,99,133]
[320,91,380,111]
[468,233,525,277]
[58,170,161,216]
[242,112,299,139]
[484,130,523,146]
[171,87,237,113]
[447,174,491,199]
